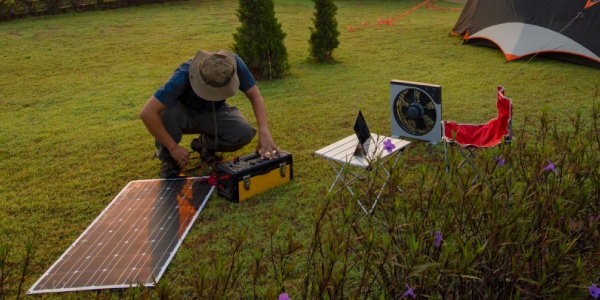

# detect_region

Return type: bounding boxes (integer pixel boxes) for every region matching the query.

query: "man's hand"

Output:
[255,128,280,159]
[170,145,190,166]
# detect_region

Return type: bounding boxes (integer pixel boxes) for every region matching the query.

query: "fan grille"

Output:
[392,88,437,136]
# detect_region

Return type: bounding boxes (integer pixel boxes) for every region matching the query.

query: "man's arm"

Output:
[139,96,190,166]
[244,86,280,158]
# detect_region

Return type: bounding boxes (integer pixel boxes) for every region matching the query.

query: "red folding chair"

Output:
[442,86,513,181]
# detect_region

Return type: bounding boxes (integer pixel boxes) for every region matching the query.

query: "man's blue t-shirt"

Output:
[154,54,256,111]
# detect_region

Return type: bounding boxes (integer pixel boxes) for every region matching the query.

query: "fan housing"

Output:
[390,80,442,144]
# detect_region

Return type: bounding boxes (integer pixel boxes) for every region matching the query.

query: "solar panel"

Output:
[28,178,214,294]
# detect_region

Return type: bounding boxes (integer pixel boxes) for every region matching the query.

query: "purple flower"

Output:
[591,283,600,299]
[496,156,506,166]
[542,159,557,175]
[383,139,396,153]
[279,293,291,300]
[402,283,416,298]
[430,230,442,247]
[591,215,598,222]
[433,231,443,247]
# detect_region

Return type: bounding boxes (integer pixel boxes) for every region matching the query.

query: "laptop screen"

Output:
[353,110,371,149]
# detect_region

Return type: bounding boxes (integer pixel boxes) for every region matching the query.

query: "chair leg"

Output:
[444,140,450,174]
[458,147,479,183]
[445,143,480,184]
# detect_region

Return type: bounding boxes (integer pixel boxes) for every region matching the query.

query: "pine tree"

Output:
[309,0,340,63]
[233,0,290,80]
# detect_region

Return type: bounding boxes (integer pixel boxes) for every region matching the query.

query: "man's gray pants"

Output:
[155,103,256,162]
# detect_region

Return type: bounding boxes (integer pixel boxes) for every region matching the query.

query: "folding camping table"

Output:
[315,133,411,214]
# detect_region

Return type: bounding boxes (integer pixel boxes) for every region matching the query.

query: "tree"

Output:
[308,0,340,63]
[233,0,290,80]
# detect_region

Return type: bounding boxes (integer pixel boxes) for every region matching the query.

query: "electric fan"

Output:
[390,80,442,144]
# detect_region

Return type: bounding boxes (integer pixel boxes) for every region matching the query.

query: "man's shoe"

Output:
[199,147,223,164]
[159,157,181,178]
[191,136,223,164]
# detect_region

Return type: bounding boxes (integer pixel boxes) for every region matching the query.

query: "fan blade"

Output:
[398,99,410,109]
[403,90,416,104]
[405,119,417,131]
[416,118,427,130]
[414,90,424,104]
[424,106,437,121]
[424,101,436,110]
[422,114,435,128]
[399,105,409,118]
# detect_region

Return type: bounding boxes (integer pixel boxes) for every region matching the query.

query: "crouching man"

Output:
[140,50,280,178]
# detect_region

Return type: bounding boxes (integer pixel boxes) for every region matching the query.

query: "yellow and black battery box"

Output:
[215,151,293,202]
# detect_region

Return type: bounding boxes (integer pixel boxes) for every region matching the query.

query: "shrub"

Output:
[308,0,340,63]
[0,0,175,21]
[232,0,290,80]
[41,0,63,14]
[0,0,16,21]
[14,0,35,15]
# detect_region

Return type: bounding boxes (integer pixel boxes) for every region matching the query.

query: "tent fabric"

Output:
[443,86,512,148]
[450,0,477,36]
[585,0,599,9]
[452,0,600,69]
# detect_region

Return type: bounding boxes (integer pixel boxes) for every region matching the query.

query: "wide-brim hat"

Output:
[189,50,240,101]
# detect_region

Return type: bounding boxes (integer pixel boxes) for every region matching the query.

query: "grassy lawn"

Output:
[1,0,599,298]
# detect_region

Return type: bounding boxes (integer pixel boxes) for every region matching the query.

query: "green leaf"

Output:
[518,277,541,286]
[409,262,441,277]
[460,274,483,281]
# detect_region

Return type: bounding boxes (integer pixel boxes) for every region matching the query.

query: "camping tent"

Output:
[452,0,600,69]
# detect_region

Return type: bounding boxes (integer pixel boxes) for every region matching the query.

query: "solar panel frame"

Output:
[28,177,214,294]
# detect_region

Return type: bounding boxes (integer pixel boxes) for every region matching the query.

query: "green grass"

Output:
[0,0,599,298]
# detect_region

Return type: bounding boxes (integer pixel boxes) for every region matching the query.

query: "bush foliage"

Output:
[232,0,290,80]
[309,0,340,63]
[0,0,170,21]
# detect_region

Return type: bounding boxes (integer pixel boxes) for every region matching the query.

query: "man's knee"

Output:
[218,124,255,152]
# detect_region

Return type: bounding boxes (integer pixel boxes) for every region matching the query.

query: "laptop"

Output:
[353,110,373,157]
